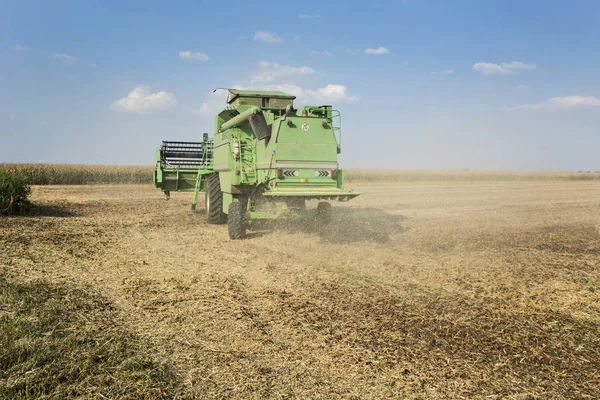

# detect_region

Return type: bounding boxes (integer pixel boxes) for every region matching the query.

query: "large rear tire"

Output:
[205,174,226,224]
[228,200,247,240]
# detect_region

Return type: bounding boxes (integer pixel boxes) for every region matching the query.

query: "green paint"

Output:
[154,89,359,239]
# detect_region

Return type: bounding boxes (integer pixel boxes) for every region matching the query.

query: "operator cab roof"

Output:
[216,88,296,109]
[226,89,296,102]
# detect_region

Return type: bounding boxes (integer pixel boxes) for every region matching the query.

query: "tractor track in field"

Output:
[2,181,600,399]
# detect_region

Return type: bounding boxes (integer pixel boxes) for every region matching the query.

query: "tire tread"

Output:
[205,174,226,224]
[227,201,247,240]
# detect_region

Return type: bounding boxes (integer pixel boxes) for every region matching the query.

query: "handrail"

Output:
[331,109,342,151]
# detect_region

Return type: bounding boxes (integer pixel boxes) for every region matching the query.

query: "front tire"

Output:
[228,200,247,240]
[205,174,226,224]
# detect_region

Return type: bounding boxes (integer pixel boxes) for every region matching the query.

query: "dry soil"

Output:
[2,181,600,399]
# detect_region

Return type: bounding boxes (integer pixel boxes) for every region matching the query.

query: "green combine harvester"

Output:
[154,89,359,239]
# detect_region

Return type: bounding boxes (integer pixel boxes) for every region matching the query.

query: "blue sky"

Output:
[1,0,599,171]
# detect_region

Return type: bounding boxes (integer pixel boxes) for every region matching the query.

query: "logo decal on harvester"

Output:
[315,170,331,177]
[282,170,299,177]
[301,123,309,131]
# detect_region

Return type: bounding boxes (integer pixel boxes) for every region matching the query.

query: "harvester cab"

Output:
[154,88,359,239]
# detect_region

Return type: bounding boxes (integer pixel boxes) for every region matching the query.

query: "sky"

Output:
[1,0,599,171]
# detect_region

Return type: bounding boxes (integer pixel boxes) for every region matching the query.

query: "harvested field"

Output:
[1,179,600,399]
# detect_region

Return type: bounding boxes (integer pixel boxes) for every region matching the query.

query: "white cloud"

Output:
[110,86,177,114]
[431,69,454,75]
[193,60,358,118]
[241,82,358,104]
[311,50,331,56]
[503,95,600,111]
[251,61,316,84]
[14,44,27,52]
[306,84,359,103]
[546,96,600,109]
[365,46,390,55]
[179,51,209,61]
[516,84,528,89]
[193,83,358,118]
[189,90,230,118]
[199,102,212,116]
[473,61,537,76]
[52,53,79,65]
[299,14,319,19]
[253,31,283,43]
[247,61,358,103]
[474,63,513,76]
[502,62,537,71]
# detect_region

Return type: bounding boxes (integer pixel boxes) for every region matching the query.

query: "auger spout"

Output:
[219,106,262,132]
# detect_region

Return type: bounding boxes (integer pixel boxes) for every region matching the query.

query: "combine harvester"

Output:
[154,89,359,239]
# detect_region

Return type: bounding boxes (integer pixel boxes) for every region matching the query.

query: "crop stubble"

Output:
[1,179,599,399]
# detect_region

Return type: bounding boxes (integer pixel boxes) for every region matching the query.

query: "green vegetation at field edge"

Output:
[0,168,31,215]
[0,275,185,399]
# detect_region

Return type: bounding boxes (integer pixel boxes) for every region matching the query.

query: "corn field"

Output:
[1,164,599,186]
[0,164,154,185]
[345,169,600,182]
